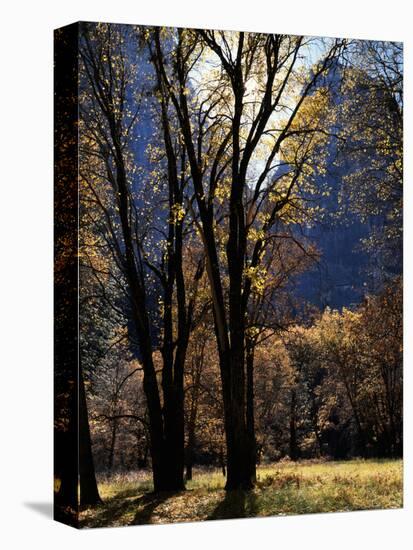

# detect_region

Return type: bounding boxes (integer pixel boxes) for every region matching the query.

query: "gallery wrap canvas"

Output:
[54,21,403,528]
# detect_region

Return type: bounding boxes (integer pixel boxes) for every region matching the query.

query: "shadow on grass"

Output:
[81,497,132,528]
[131,491,181,525]
[208,490,259,521]
[110,485,151,501]
[80,489,184,527]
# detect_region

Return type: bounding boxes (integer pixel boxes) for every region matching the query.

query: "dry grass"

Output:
[79,459,403,528]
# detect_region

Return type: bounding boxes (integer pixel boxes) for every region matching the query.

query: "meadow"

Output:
[80,459,403,528]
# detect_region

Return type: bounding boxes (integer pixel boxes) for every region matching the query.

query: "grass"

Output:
[79,459,403,528]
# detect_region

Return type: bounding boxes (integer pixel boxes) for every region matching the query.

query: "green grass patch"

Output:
[79,459,403,528]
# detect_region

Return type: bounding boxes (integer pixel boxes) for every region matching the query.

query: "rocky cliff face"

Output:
[294,63,401,310]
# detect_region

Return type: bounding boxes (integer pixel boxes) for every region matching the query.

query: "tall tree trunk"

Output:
[80,26,194,495]
[246,342,257,482]
[154,29,255,491]
[79,367,102,505]
[115,152,183,492]
[54,23,81,525]
[162,387,186,490]
[222,347,255,490]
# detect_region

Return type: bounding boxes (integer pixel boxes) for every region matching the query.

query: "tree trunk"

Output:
[219,446,226,477]
[107,417,118,472]
[163,388,186,490]
[185,404,197,481]
[246,343,257,482]
[80,26,192,495]
[289,389,299,461]
[116,161,184,493]
[185,347,204,481]
[222,348,255,490]
[54,389,78,511]
[185,458,193,481]
[79,367,102,505]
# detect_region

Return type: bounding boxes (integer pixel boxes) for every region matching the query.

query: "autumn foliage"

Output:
[54,22,402,525]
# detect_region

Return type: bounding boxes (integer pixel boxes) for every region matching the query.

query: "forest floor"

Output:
[79,459,403,528]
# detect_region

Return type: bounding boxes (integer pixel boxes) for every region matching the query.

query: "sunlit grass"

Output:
[80,459,403,528]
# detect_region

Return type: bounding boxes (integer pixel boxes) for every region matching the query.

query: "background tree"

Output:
[336,40,403,282]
